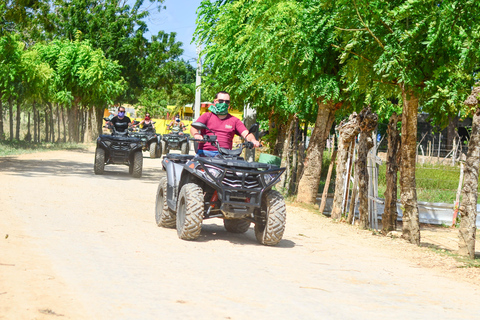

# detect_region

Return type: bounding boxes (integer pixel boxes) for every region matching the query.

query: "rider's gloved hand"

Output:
[252,140,260,148]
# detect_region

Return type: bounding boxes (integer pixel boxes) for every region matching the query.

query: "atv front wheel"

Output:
[132,151,143,178]
[180,141,189,154]
[155,177,176,228]
[224,219,251,233]
[255,190,286,246]
[94,148,105,175]
[176,183,204,240]
[150,142,158,158]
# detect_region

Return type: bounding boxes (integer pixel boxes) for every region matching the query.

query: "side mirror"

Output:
[192,121,208,131]
[259,130,269,139]
[248,123,259,134]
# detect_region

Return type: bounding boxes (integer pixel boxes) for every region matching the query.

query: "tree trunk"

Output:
[56,104,61,142]
[62,106,67,142]
[8,98,13,141]
[45,106,49,142]
[446,116,458,151]
[399,84,421,245]
[95,105,104,137]
[49,103,55,143]
[382,112,401,233]
[0,98,4,140]
[297,99,338,204]
[356,108,378,229]
[290,115,299,194]
[15,98,21,140]
[294,122,307,194]
[273,119,286,157]
[458,90,480,258]
[331,112,361,219]
[33,101,37,142]
[25,111,31,141]
[279,115,295,195]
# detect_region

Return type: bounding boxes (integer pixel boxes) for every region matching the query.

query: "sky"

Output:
[135,0,204,67]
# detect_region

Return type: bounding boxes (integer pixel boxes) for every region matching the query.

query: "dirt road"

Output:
[1,148,480,319]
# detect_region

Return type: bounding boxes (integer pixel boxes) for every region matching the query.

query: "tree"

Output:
[195,0,349,203]
[457,87,480,258]
[335,0,475,244]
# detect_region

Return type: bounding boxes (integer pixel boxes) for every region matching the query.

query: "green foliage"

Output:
[195,0,347,123]
[35,38,125,107]
[335,0,479,127]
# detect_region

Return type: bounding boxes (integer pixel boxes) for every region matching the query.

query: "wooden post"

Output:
[452,161,465,226]
[347,175,359,225]
[437,132,442,163]
[342,140,355,216]
[319,150,337,214]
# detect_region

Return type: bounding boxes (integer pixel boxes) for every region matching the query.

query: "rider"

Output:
[167,114,185,134]
[110,105,132,133]
[190,91,260,157]
[139,112,155,131]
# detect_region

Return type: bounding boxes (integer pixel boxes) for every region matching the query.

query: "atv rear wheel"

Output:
[176,183,204,240]
[224,219,251,233]
[162,141,169,155]
[155,177,176,228]
[180,141,189,154]
[94,148,105,175]
[156,141,162,158]
[255,190,286,246]
[150,142,158,158]
[132,151,143,178]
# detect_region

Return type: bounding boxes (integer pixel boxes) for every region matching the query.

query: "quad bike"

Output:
[161,125,190,155]
[94,121,144,178]
[131,121,162,158]
[155,121,287,245]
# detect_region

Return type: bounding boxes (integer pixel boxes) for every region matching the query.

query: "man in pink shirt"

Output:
[190,91,260,157]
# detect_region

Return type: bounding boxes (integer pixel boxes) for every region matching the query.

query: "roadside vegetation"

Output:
[0,140,87,157]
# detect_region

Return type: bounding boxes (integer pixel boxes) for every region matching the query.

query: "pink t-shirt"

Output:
[197,112,247,151]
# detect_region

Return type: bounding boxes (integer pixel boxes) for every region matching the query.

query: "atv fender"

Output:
[163,158,185,212]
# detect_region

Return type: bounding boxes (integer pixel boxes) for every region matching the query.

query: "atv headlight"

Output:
[104,141,111,147]
[264,172,280,185]
[205,166,222,180]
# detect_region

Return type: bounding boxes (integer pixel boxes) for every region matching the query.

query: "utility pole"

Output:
[244,103,257,162]
[194,45,202,121]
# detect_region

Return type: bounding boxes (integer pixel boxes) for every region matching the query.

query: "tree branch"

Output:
[334,26,367,32]
[331,44,372,63]
[353,0,385,49]
[380,19,393,34]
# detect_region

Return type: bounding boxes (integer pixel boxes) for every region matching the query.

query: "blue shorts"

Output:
[196,150,219,157]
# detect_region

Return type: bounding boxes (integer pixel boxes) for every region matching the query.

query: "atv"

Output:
[161,125,190,155]
[155,121,287,245]
[131,121,162,158]
[94,123,144,178]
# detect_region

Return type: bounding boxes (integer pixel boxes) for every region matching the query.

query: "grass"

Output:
[0,140,88,157]
[316,150,476,204]
[427,246,480,268]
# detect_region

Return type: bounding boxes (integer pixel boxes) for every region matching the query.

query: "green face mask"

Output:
[209,103,229,115]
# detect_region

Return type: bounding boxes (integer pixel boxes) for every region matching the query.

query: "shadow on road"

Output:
[0,156,164,183]
[195,222,296,248]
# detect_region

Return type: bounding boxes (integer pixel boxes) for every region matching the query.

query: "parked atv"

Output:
[155,122,287,245]
[131,121,162,158]
[94,124,144,178]
[161,125,190,155]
